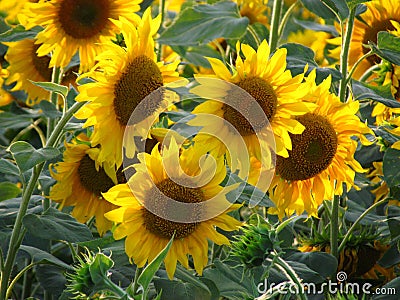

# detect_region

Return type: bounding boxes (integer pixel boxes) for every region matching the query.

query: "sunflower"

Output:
[19,0,142,72]
[189,40,315,163]
[103,138,242,279]
[329,0,400,79]
[235,0,269,26]
[75,9,181,168]
[0,0,33,24]
[372,63,400,124]
[269,70,371,218]
[4,38,78,105]
[49,138,126,236]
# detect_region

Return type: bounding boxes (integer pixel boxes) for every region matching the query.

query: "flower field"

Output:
[0,0,400,299]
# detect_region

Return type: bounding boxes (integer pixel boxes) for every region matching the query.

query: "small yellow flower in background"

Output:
[372,64,400,124]
[0,65,13,107]
[50,139,126,236]
[0,0,32,24]
[189,40,315,160]
[4,39,77,105]
[75,9,182,168]
[269,70,372,218]
[329,0,400,79]
[103,138,242,279]
[19,0,142,72]
[235,0,269,26]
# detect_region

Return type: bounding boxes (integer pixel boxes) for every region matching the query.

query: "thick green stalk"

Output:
[157,0,166,62]
[269,0,283,52]
[330,194,340,259]
[338,8,357,103]
[0,101,85,299]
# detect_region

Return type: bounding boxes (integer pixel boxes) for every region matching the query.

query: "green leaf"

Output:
[0,182,21,202]
[30,81,69,98]
[19,245,73,270]
[89,253,114,285]
[36,265,67,298]
[351,80,400,108]
[300,0,336,20]
[153,279,212,300]
[371,277,400,299]
[321,0,349,20]
[0,159,19,177]
[383,148,400,187]
[281,43,342,83]
[0,25,39,42]
[171,44,222,68]
[293,19,338,36]
[8,141,60,172]
[158,1,249,46]
[284,252,338,279]
[137,236,174,297]
[174,266,211,295]
[370,31,400,65]
[22,207,93,242]
[0,112,33,130]
[39,101,62,118]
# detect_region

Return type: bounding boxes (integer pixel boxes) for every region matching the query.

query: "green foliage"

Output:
[158,1,249,46]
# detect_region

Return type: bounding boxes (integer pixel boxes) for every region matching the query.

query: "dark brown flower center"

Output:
[222,77,277,136]
[113,55,164,126]
[362,18,397,64]
[142,178,204,239]
[58,0,110,39]
[276,113,338,181]
[31,43,52,81]
[78,154,125,196]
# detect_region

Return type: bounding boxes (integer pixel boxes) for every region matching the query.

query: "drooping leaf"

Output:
[158,1,249,46]
[30,81,69,98]
[22,207,93,242]
[0,112,33,130]
[351,80,400,108]
[369,31,400,66]
[0,25,40,42]
[383,148,400,187]
[284,252,338,279]
[300,0,336,20]
[321,0,349,20]
[8,141,60,172]
[19,245,73,270]
[0,182,21,202]
[293,19,339,36]
[0,159,20,177]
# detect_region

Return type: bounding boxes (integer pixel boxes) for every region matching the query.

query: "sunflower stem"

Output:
[247,25,261,47]
[269,0,283,52]
[278,0,299,38]
[346,51,373,83]
[0,101,86,299]
[157,0,167,62]
[359,64,381,83]
[270,253,307,300]
[330,194,340,260]
[338,199,389,253]
[127,267,142,296]
[338,7,356,103]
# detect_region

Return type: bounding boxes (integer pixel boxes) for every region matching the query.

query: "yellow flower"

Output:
[189,40,315,161]
[0,65,13,107]
[235,0,269,26]
[75,9,181,168]
[372,64,400,124]
[269,70,371,218]
[103,138,242,279]
[4,38,77,105]
[49,139,126,236]
[329,0,400,79]
[0,0,32,24]
[19,0,142,72]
